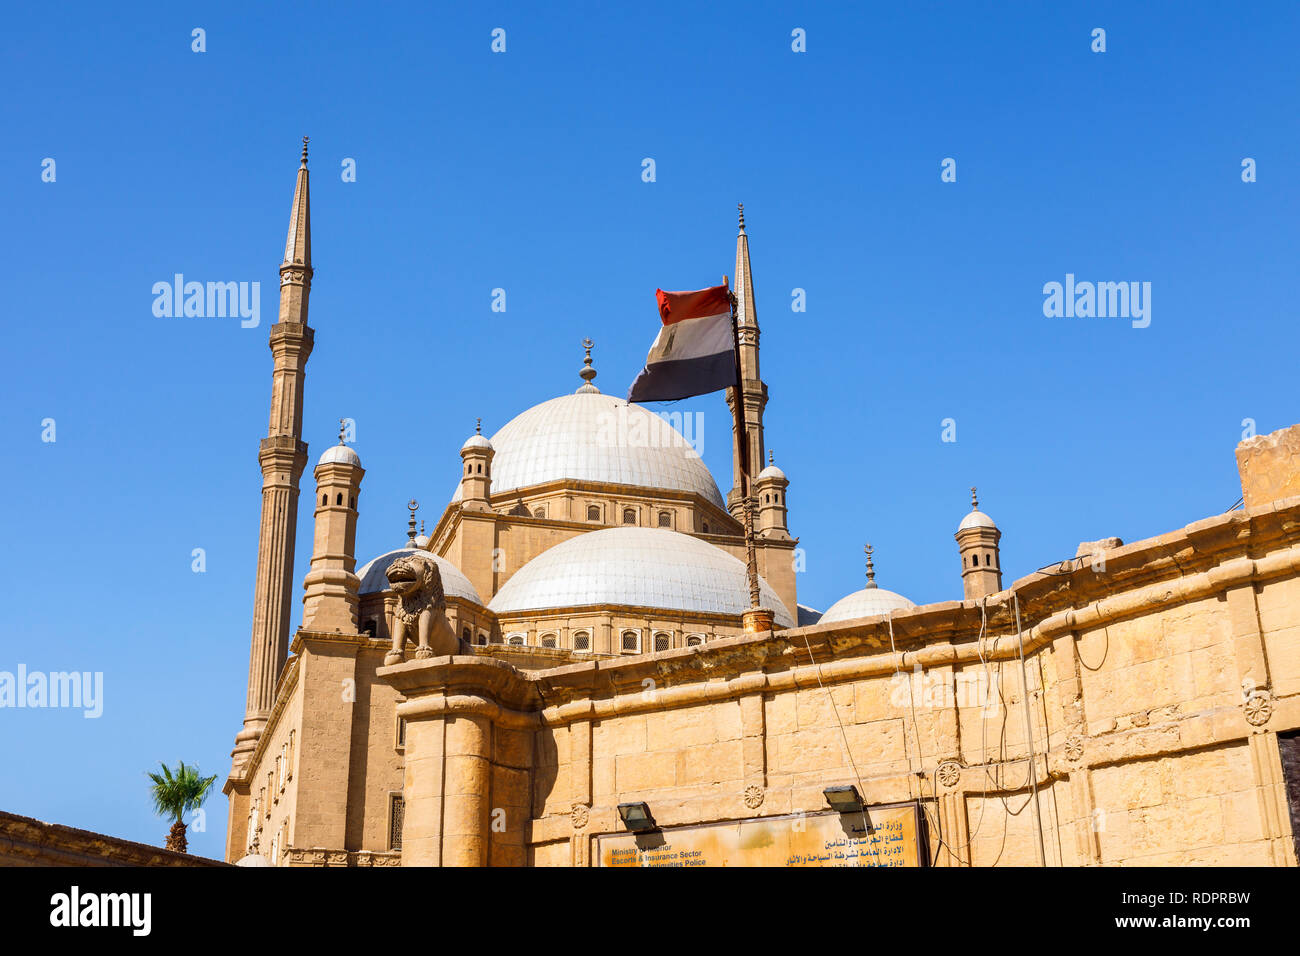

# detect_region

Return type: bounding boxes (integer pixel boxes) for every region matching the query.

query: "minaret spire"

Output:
[232,140,316,775]
[726,202,769,518]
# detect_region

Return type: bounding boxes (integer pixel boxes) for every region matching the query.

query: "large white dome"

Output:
[356,548,483,605]
[487,527,794,626]
[451,390,725,509]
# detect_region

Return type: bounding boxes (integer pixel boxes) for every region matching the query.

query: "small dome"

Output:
[461,433,493,453]
[487,527,794,626]
[819,586,916,624]
[958,509,996,531]
[451,392,724,509]
[356,548,483,605]
[318,444,361,467]
[413,534,431,549]
[757,463,786,481]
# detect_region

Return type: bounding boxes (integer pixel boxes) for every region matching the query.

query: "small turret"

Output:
[955,486,1002,600]
[302,420,364,632]
[460,418,494,511]
[755,450,790,539]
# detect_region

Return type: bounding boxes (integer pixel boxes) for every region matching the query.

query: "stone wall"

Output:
[379,493,1300,867]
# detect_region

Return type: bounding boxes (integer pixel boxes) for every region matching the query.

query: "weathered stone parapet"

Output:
[1237,423,1300,509]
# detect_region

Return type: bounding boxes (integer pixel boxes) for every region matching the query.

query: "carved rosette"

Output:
[279,268,310,287]
[936,761,962,789]
[1064,736,1085,763]
[571,804,590,830]
[1244,691,1273,727]
[743,785,765,810]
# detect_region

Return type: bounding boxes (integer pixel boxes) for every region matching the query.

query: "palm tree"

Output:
[147,761,217,853]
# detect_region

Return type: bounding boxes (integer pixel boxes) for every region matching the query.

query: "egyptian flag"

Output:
[627,281,735,403]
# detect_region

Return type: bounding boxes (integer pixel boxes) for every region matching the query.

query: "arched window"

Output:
[321,494,328,506]
[765,493,770,503]
[702,521,710,534]
[533,506,547,518]
[507,634,525,647]
[686,634,704,647]
[658,511,671,528]
[653,632,671,652]
[587,505,601,522]
[540,633,557,648]
[985,553,991,566]
[362,619,378,639]
[623,508,636,524]
[336,493,343,505]
[462,626,472,642]
[477,463,482,474]
[573,631,591,652]
[621,630,640,653]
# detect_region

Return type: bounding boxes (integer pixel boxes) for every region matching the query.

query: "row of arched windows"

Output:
[320,492,357,508]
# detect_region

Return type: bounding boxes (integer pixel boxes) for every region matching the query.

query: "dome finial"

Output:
[864,543,877,588]
[577,337,600,393]
[971,486,979,510]
[301,136,309,167]
[768,449,774,466]
[406,498,420,547]
[738,202,745,234]
[475,417,481,435]
[338,417,347,445]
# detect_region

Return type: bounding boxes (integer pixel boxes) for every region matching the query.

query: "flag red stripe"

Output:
[655,282,731,325]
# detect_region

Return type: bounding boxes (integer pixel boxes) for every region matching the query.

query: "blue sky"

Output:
[1,1,1296,857]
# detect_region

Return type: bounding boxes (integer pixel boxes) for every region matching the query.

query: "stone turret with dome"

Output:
[956,487,1002,599]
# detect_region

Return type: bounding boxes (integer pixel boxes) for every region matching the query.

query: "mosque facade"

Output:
[222,146,1300,867]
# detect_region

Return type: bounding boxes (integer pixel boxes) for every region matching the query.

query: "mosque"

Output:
[223,143,1300,867]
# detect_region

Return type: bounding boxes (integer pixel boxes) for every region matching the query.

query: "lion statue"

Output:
[382,553,463,664]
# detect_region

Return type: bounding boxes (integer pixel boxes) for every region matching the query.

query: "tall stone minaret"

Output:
[232,139,315,773]
[726,203,768,519]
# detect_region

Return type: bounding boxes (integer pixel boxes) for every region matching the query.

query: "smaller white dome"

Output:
[356,548,483,605]
[820,586,916,624]
[318,444,361,467]
[757,464,786,481]
[413,534,431,549]
[958,509,996,531]
[461,433,493,453]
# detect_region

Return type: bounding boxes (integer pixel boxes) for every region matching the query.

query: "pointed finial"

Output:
[865,543,877,587]
[738,202,746,234]
[406,498,419,546]
[577,337,599,392]
[420,519,425,534]
[338,418,347,445]
[768,449,774,466]
[971,486,979,510]
[301,136,309,167]
[475,417,481,435]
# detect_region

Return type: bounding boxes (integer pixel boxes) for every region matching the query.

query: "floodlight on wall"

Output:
[617,802,657,832]
[823,785,864,814]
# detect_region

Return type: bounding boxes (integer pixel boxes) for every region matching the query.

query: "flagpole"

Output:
[727,276,770,633]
